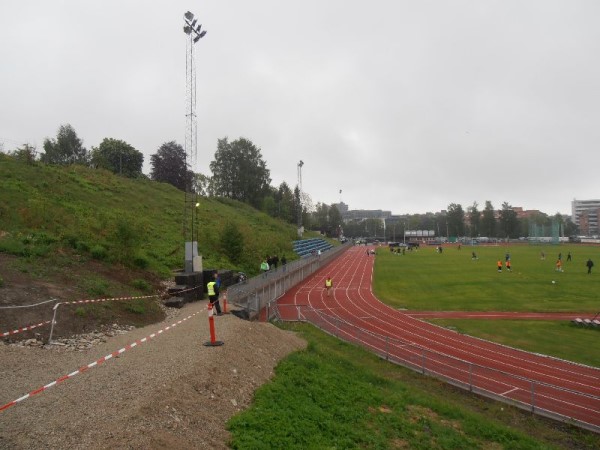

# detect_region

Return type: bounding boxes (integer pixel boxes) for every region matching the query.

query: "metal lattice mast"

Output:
[185,25,198,168]
[297,160,304,235]
[182,11,207,272]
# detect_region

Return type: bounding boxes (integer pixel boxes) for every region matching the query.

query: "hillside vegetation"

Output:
[0,153,306,279]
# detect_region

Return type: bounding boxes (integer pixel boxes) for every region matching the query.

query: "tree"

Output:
[329,205,343,237]
[209,137,271,209]
[90,138,143,177]
[498,202,519,238]
[220,222,244,263]
[481,201,496,237]
[294,185,302,227]
[40,124,88,165]
[313,203,330,233]
[276,182,295,224]
[150,141,192,191]
[261,190,278,217]
[9,144,37,164]
[467,202,480,237]
[193,172,214,197]
[446,203,465,237]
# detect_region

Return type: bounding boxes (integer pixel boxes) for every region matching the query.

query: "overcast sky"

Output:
[1,1,599,216]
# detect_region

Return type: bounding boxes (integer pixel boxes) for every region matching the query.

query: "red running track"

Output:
[275,246,600,431]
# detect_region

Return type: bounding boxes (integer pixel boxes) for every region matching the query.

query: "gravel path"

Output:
[0,300,306,449]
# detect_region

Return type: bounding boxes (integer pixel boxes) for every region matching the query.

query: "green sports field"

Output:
[373,243,600,367]
[374,243,600,312]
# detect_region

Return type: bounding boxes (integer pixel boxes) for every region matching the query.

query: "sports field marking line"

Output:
[320,308,600,408]
[320,252,600,392]
[501,387,520,396]
[340,284,600,386]
[1,320,51,337]
[324,319,600,417]
[0,310,203,413]
[293,248,600,425]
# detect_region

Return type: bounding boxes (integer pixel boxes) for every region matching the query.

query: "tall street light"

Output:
[297,160,304,238]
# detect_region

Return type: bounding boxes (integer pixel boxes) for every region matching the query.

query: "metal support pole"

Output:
[531,381,536,413]
[385,336,389,360]
[469,364,473,392]
[47,302,61,344]
[422,351,426,374]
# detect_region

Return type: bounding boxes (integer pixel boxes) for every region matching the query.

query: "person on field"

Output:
[207,276,222,316]
[540,251,545,260]
[506,260,511,272]
[567,252,572,262]
[586,258,594,274]
[497,260,502,272]
[325,276,333,296]
[555,259,563,272]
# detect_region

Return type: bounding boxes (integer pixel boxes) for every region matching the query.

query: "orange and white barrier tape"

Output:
[0,310,204,413]
[1,320,51,338]
[61,294,158,306]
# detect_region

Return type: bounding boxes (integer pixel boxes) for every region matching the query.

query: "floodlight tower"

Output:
[297,160,304,237]
[182,11,207,273]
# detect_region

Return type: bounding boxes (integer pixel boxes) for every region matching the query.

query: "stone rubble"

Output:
[4,303,182,352]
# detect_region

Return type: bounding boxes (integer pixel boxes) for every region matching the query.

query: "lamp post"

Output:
[297,160,304,237]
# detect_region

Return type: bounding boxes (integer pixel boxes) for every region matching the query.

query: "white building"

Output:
[571,199,600,236]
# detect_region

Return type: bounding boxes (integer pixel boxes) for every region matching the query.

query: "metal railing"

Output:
[270,303,600,434]
[226,242,351,319]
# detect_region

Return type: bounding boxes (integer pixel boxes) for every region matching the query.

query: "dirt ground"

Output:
[0,254,307,449]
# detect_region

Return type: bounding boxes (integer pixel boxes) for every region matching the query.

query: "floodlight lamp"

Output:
[195,24,202,33]
[183,25,192,34]
[184,11,194,21]
[199,30,207,38]
[193,35,201,43]
[191,19,197,27]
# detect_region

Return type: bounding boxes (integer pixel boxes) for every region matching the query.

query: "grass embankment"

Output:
[373,245,600,367]
[0,153,311,280]
[228,323,600,449]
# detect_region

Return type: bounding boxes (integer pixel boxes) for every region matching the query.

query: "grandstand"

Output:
[292,238,333,257]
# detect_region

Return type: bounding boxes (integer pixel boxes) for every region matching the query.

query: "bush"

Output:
[132,254,149,269]
[131,279,151,292]
[84,279,110,297]
[76,241,90,252]
[75,307,86,317]
[109,216,143,264]
[0,276,4,287]
[0,238,27,256]
[124,300,146,314]
[90,245,108,260]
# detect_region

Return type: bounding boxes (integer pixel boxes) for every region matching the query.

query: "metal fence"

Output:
[270,303,600,434]
[226,242,351,319]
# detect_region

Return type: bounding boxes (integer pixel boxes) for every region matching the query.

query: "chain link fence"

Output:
[270,303,600,434]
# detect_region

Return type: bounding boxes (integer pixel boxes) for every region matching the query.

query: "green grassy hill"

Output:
[0,153,307,278]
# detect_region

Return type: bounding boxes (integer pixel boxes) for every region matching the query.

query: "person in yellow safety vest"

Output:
[325,276,333,296]
[207,277,222,315]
